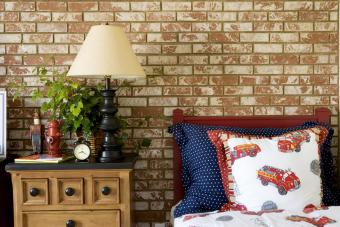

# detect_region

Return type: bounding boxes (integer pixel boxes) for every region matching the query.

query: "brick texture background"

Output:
[0,0,339,225]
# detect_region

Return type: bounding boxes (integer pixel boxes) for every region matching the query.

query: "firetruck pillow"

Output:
[208,126,330,212]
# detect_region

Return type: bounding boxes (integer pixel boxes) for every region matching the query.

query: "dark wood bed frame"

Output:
[172,107,331,203]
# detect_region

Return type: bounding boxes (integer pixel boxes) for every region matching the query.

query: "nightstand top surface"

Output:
[5,154,137,171]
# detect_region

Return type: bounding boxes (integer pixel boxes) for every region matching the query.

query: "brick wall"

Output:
[0,0,339,225]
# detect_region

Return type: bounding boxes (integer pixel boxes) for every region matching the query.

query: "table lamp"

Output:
[68,24,146,162]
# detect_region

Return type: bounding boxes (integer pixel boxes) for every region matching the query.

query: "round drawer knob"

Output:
[29,188,40,197]
[65,187,75,197]
[101,186,110,196]
[66,220,75,227]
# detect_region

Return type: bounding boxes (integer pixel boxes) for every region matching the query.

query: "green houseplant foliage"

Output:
[12,67,151,151]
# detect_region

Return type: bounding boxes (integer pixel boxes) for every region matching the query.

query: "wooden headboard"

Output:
[172,107,331,203]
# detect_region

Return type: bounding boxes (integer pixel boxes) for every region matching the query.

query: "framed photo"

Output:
[0,90,6,158]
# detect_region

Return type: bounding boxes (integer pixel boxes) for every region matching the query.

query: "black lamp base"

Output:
[97,78,123,163]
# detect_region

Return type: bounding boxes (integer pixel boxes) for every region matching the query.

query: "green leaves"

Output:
[70,101,83,117]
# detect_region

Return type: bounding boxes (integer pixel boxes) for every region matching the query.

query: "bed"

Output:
[171,108,340,227]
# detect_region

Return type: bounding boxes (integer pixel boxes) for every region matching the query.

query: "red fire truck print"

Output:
[287,215,336,227]
[230,144,261,164]
[278,130,311,153]
[257,166,301,195]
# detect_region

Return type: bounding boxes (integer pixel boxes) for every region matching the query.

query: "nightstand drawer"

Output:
[93,177,120,204]
[57,178,84,205]
[23,210,120,227]
[21,179,48,205]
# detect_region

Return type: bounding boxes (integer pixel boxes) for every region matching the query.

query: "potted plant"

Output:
[11,67,151,155]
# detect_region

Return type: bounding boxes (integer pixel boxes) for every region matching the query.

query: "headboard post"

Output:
[173,109,184,124]
[315,107,331,124]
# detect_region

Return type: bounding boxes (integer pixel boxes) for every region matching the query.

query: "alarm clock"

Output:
[73,140,91,161]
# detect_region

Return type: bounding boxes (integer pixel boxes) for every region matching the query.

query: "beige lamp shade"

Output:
[68,24,145,79]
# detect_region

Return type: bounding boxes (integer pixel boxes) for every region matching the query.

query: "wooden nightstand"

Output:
[6,155,136,227]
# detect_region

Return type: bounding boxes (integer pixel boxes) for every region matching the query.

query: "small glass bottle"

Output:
[30,111,43,154]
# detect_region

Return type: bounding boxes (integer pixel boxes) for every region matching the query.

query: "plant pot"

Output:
[45,120,62,157]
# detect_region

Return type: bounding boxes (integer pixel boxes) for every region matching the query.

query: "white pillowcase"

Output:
[211,127,328,212]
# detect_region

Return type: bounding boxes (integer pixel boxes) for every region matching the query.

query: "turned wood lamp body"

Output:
[68,25,146,162]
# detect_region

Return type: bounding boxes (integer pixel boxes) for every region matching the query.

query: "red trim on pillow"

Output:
[208,126,330,212]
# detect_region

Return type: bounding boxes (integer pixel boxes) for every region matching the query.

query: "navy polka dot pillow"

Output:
[172,122,338,218]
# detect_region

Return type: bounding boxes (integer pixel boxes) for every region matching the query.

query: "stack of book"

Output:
[14,154,74,164]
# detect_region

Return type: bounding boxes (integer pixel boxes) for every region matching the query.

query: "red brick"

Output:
[162,44,192,54]
[271,96,299,105]
[255,107,283,115]
[209,33,239,42]
[194,65,223,75]
[163,87,192,96]
[178,76,208,85]
[194,107,223,116]
[161,23,191,32]
[68,23,95,33]
[255,86,283,94]
[23,34,53,43]
[148,76,177,86]
[148,33,177,42]
[284,1,313,10]
[299,12,329,21]
[224,22,252,31]
[193,44,222,54]
[37,1,66,11]
[254,22,283,31]
[68,2,98,11]
[179,56,208,64]
[241,96,270,105]
[224,107,253,116]
[179,97,208,106]
[21,12,51,22]
[301,96,330,105]
[224,86,253,95]
[194,86,223,95]
[270,54,299,64]
[131,2,160,11]
[285,86,313,95]
[284,106,313,115]
[315,22,338,31]
[208,12,236,21]
[162,2,191,11]
[211,55,239,64]
[54,55,75,65]
[5,23,35,32]
[193,1,222,11]
[269,12,298,21]
[115,12,144,22]
[146,12,176,21]
[315,1,338,10]
[52,12,82,22]
[179,33,208,42]
[6,44,37,54]
[240,55,269,64]
[300,55,329,64]
[85,12,114,21]
[271,76,299,85]
[177,12,206,21]
[23,55,53,65]
[239,12,267,21]
[192,22,222,32]
[210,97,239,106]
[301,32,330,43]
[223,44,252,53]
[254,1,283,11]
[240,75,270,85]
[99,2,129,11]
[0,12,19,21]
[224,2,253,11]
[5,2,35,11]
[37,23,67,32]
[3,56,22,65]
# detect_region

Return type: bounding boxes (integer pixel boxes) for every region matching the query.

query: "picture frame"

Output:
[0,90,6,159]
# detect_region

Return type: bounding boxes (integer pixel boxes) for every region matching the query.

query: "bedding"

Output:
[208,127,329,212]
[174,205,340,227]
[171,122,337,217]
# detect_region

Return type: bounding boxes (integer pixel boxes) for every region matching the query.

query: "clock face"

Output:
[74,143,91,160]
